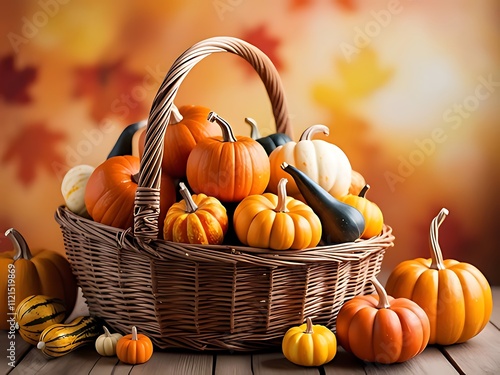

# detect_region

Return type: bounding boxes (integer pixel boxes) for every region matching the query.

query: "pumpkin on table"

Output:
[336,277,430,364]
[116,326,153,365]
[0,229,77,330]
[186,111,270,202]
[282,317,337,367]
[268,124,352,199]
[163,182,228,245]
[138,104,221,179]
[233,178,322,250]
[385,208,493,345]
[95,326,123,356]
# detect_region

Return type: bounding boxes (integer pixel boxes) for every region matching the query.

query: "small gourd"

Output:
[339,184,384,239]
[336,277,430,364]
[15,295,66,345]
[95,326,123,356]
[107,120,146,158]
[281,162,365,244]
[116,326,153,365]
[282,317,337,367]
[61,164,95,218]
[245,117,292,155]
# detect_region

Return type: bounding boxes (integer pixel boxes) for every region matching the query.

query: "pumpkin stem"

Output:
[207,112,237,143]
[132,172,140,184]
[359,184,370,198]
[429,208,449,270]
[5,228,32,261]
[131,326,138,341]
[275,178,289,213]
[169,104,183,124]
[299,124,329,141]
[372,277,391,309]
[179,182,198,213]
[304,317,314,334]
[245,117,261,139]
[103,326,111,337]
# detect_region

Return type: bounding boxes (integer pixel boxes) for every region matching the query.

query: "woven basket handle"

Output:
[134,36,291,240]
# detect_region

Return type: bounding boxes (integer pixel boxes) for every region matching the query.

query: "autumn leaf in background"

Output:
[240,25,284,75]
[0,55,37,104]
[73,59,150,124]
[1,123,67,187]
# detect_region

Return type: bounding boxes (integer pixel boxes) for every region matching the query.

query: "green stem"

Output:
[372,277,391,309]
[207,112,237,143]
[299,124,329,141]
[5,228,32,261]
[179,182,198,213]
[429,208,449,270]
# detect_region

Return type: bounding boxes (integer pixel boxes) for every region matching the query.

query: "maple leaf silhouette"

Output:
[0,55,37,104]
[2,123,67,187]
[240,25,284,74]
[73,59,148,124]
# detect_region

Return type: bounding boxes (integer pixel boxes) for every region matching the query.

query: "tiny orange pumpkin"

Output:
[116,326,153,365]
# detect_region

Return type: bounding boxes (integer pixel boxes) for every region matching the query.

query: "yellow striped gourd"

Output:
[37,316,102,358]
[15,295,66,345]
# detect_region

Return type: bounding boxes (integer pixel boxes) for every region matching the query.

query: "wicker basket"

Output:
[55,36,394,352]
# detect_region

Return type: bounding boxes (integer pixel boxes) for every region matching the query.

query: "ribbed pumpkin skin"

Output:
[116,327,153,365]
[163,193,228,245]
[37,316,102,358]
[233,192,322,250]
[385,258,493,345]
[139,105,221,178]
[339,188,383,239]
[186,136,270,202]
[15,295,66,345]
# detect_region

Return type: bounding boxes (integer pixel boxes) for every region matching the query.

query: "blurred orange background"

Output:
[1,0,499,284]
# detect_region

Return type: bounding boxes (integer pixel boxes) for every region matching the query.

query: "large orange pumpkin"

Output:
[0,229,78,330]
[186,112,270,202]
[336,277,430,364]
[138,104,220,178]
[84,155,176,233]
[385,208,493,345]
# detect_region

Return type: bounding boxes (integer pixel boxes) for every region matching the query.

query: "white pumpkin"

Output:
[95,326,123,356]
[61,164,95,217]
[268,125,352,199]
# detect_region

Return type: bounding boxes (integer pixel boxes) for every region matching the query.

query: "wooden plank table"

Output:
[1,287,499,375]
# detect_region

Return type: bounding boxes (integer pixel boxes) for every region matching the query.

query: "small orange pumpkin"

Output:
[233,178,322,250]
[385,208,493,345]
[336,277,430,364]
[186,112,270,202]
[339,184,384,239]
[163,183,228,245]
[116,326,153,365]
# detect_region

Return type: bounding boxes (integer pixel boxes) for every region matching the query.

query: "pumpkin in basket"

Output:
[268,124,352,199]
[84,155,176,233]
[138,104,221,179]
[186,111,270,202]
[233,178,322,250]
[0,229,77,330]
[163,182,228,244]
[336,277,430,364]
[385,208,493,345]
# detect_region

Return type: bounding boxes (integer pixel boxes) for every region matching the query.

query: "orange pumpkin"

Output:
[0,229,77,330]
[116,326,153,365]
[339,184,384,239]
[163,183,228,244]
[233,178,322,250]
[268,124,352,199]
[336,277,430,364]
[84,155,176,233]
[138,104,220,178]
[186,112,270,202]
[385,208,493,345]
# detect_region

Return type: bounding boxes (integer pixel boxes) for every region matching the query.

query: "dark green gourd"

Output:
[245,117,292,155]
[107,120,146,158]
[281,162,365,244]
